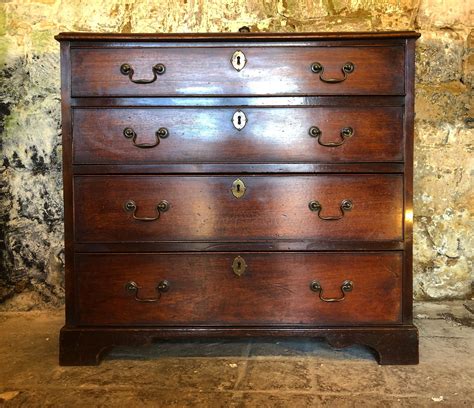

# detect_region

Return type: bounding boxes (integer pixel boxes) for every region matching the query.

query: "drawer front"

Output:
[74,175,403,242]
[70,46,405,96]
[75,252,402,326]
[73,107,404,164]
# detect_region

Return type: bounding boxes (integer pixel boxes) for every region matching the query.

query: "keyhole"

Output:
[236,55,241,66]
[232,111,246,131]
[236,183,241,192]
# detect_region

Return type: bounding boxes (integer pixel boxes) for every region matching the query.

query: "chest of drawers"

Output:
[56,31,420,365]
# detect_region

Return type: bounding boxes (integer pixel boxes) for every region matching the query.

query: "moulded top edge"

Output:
[55,31,421,42]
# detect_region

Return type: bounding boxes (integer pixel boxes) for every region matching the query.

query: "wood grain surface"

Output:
[74,174,404,242]
[73,106,404,164]
[71,46,404,96]
[76,252,403,325]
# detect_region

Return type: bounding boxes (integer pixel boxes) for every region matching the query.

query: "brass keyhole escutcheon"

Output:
[232,256,247,277]
[231,50,247,71]
[231,178,246,199]
[232,110,247,131]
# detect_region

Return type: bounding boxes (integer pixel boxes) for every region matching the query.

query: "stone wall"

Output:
[0,0,472,309]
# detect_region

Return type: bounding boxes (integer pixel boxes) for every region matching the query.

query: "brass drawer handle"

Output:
[125,280,170,302]
[123,127,169,149]
[310,61,354,83]
[120,63,166,84]
[310,280,353,302]
[309,126,354,147]
[124,199,170,221]
[308,199,353,221]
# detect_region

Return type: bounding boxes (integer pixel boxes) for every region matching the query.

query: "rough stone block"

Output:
[415,83,469,123]
[414,145,471,212]
[416,30,465,84]
[417,0,472,29]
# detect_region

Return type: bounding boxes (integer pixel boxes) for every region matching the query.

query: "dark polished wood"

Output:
[73,107,403,164]
[75,252,402,326]
[57,31,419,366]
[70,95,406,108]
[71,46,404,97]
[74,175,403,242]
[55,31,421,42]
[73,240,405,253]
[402,38,416,324]
[59,42,75,324]
[59,325,418,366]
[72,163,405,174]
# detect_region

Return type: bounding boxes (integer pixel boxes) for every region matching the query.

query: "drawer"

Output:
[70,46,405,96]
[75,252,402,326]
[73,107,404,164]
[74,175,403,242]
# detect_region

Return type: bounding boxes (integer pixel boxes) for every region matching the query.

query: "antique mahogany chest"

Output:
[55,31,420,365]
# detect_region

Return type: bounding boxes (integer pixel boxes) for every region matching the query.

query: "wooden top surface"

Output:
[55,31,421,42]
